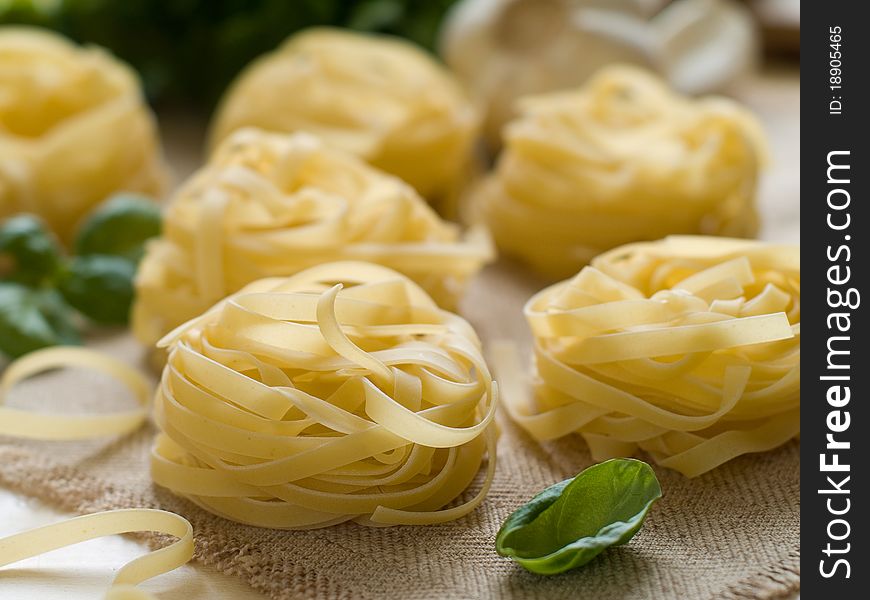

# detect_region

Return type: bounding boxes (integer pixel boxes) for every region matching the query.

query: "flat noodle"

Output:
[497,236,799,477]
[0,27,167,243]
[0,346,150,439]
[0,509,193,600]
[151,261,498,528]
[0,348,192,599]
[133,128,493,348]
[473,66,767,279]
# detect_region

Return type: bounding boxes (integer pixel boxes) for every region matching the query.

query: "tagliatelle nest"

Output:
[209,28,479,204]
[133,128,492,348]
[0,27,167,242]
[498,236,799,477]
[475,66,767,279]
[151,262,498,528]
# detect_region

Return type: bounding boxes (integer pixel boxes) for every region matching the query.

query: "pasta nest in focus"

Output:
[475,65,768,279]
[0,27,167,241]
[133,128,492,347]
[151,261,498,528]
[501,236,799,477]
[209,28,479,204]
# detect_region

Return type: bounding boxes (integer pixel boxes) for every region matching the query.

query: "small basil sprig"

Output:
[56,254,138,325]
[0,214,63,285]
[496,458,662,575]
[74,194,162,262]
[0,194,161,358]
[0,283,80,359]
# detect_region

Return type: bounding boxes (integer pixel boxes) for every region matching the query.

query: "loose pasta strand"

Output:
[0,509,194,600]
[0,348,191,600]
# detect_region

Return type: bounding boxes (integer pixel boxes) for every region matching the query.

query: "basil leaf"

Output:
[57,255,137,325]
[348,0,404,31]
[496,458,662,575]
[0,214,63,284]
[0,282,80,359]
[74,194,162,263]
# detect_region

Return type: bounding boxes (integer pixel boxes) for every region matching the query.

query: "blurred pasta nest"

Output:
[209,28,479,205]
[475,66,767,279]
[133,128,492,347]
[151,262,498,528]
[503,236,799,477]
[0,27,167,242]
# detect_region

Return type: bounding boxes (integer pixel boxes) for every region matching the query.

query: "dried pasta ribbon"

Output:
[0,509,193,600]
[209,27,479,204]
[0,349,190,599]
[0,346,150,440]
[151,261,498,528]
[0,27,167,242]
[133,128,492,348]
[474,66,767,279]
[498,236,799,477]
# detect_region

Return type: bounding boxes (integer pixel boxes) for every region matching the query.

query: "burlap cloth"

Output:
[0,262,800,599]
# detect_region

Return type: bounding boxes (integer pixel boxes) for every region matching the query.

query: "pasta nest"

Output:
[501,236,799,477]
[133,128,492,347]
[151,261,498,528]
[209,28,479,204]
[475,66,768,279]
[0,27,167,242]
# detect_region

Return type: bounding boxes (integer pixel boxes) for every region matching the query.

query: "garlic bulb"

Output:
[473,65,767,279]
[209,28,479,206]
[0,27,167,242]
[441,0,759,147]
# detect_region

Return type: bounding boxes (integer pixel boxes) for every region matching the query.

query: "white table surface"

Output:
[0,487,266,599]
[0,65,800,599]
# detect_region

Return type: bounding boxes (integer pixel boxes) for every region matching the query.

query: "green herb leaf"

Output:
[496,458,662,575]
[348,0,404,32]
[0,282,80,359]
[74,194,162,262]
[57,255,137,325]
[0,214,63,284]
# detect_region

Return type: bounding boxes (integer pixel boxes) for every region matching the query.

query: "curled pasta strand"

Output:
[0,347,151,440]
[0,509,193,600]
[0,348,192,599]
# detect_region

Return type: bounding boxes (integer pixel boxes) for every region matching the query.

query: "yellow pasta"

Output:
[497,236,799,477]
[0,27,167,242]
[209,27,479,205]
[474,65,767,279]
[133,128,492,348]
[0,509,193,600]
[0,347,190,600]
[151,261,498,528]
[0,346,150,440]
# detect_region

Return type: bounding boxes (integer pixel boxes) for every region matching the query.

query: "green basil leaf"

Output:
[496,458,662,575]
[74,194,162,263]
[0,214,63,284]
[57,254,137,325]
[0,282,80,359]
[348,0,404,32]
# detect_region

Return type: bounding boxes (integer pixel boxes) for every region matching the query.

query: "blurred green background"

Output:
[0,0,459,105]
